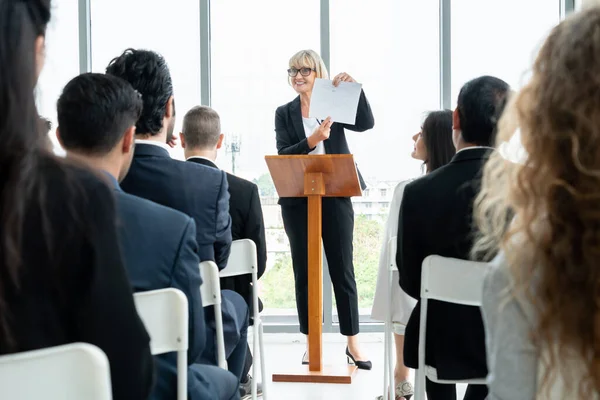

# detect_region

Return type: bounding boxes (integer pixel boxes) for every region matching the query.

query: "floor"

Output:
[248,332,468,400]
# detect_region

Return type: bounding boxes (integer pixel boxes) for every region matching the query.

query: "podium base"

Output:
[272,365,358,384]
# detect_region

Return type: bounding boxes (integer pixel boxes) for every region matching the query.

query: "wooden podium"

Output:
[265,154,362,384]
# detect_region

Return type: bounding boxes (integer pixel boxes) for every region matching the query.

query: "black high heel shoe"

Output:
[345,346,372,370]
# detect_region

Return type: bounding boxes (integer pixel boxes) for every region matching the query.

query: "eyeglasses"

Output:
[287,67,316,77]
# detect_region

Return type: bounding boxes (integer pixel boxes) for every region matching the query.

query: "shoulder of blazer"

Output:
[276,96,300,116]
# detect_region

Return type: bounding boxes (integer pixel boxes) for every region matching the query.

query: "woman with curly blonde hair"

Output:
[476,6,600,399]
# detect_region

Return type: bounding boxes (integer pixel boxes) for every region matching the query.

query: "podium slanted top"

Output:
[265,154,362,198]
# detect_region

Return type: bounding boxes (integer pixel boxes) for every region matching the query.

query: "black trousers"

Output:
[426,379,488,400]
[281,197,359,336]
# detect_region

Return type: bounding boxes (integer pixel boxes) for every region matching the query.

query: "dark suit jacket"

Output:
[187,157,267,312]
[105,174,214,400]
[397,147,491,380]
[274,89,374,205]
[6,157,153,400]
[121,143,232,269]
[121,143,244,361]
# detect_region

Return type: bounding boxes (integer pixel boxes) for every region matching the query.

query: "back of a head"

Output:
[105,49,172,136]
[473,7,600,398]
[57,73,142,155]
[421,110,455,172]
[456,76,509,147]
[181,106,221,150]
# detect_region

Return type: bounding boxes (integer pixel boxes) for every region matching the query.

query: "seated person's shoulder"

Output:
[405,161,468,197]
[226,172,257,193]
[485,253,510,287]
[184,158,226,179]
[43,155,113,203]
[117,190,193,229]
[392,179,412,196]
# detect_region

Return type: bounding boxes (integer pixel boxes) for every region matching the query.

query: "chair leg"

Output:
[384,320,390,399]
[259,321,267,399]
[388,329,394,400]
[252,320,258,400]
[386,268,395,400]
[177,351,187,400]
[414,369,426,400]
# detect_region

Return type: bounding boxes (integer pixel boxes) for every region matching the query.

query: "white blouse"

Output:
[302,117,325,155]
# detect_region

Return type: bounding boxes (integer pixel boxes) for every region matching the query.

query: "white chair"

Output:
[199,260,228,370]
[220,239,267,400]
[134,288,189,400]
[414,255,489,400]
[383,236,397,400]
[0,342,112,399]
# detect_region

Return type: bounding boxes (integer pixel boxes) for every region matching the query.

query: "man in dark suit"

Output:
[180,105,267,396]
[397,76,510,400]
[56,73,240,400]
[105,49,249,387]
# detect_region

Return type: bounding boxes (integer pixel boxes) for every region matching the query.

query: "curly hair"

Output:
[473,7,600,397]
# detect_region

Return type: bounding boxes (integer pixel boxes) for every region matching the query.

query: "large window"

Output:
[330,0,439,319]
[210,0,320,318]
[36,0,80,155]
[451,0,560,102]
[73,0,569,332]
[90,0,201,160]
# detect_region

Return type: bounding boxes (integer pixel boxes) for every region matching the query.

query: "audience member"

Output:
[372,110,454,400]
[56,72,240,400]
[276,49,374,366]
[106,49,249,384]
[476,7,600,399]
[397,76,509,400]
[181,105,267,397]
[38,116,53,150]
[0,1,153,399]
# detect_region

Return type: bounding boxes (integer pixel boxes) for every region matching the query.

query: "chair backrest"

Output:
[388,236,397,270]
[0,343,112,400]
[134,288,189,355]
[199,260,228,369]
[420,255,489,306]
[220,239,257,278]
[199,260,222,307]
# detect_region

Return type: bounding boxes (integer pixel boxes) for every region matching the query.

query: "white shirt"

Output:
[186,155,215,164]
[302,117,326,155]
[135,139,171,152]
[456,145,494,154]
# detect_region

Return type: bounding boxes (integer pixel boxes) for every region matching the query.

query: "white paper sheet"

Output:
[308,78,362,125]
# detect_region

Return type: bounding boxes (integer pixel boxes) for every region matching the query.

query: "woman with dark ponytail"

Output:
[0,1,153,398]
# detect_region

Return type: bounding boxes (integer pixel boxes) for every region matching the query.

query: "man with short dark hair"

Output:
[106,49,249,387]
[181,105,267,397]
[56,72,239,400]
[397,76,510,400]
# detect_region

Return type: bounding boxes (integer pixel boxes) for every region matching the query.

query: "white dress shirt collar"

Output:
[135,139,171,151]
[186,155,216,164]
[455,145,494,154]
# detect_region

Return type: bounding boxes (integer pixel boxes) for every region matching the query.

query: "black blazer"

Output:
[106,175,215,400]
[5,157,153,400]
[187,158,267,315]
[121,143,232,269]
[274,89,374,204]
[396,148,491,380]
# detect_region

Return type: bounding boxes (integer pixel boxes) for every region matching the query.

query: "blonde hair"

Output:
[473,7,600,398]
[288,49,328,85]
